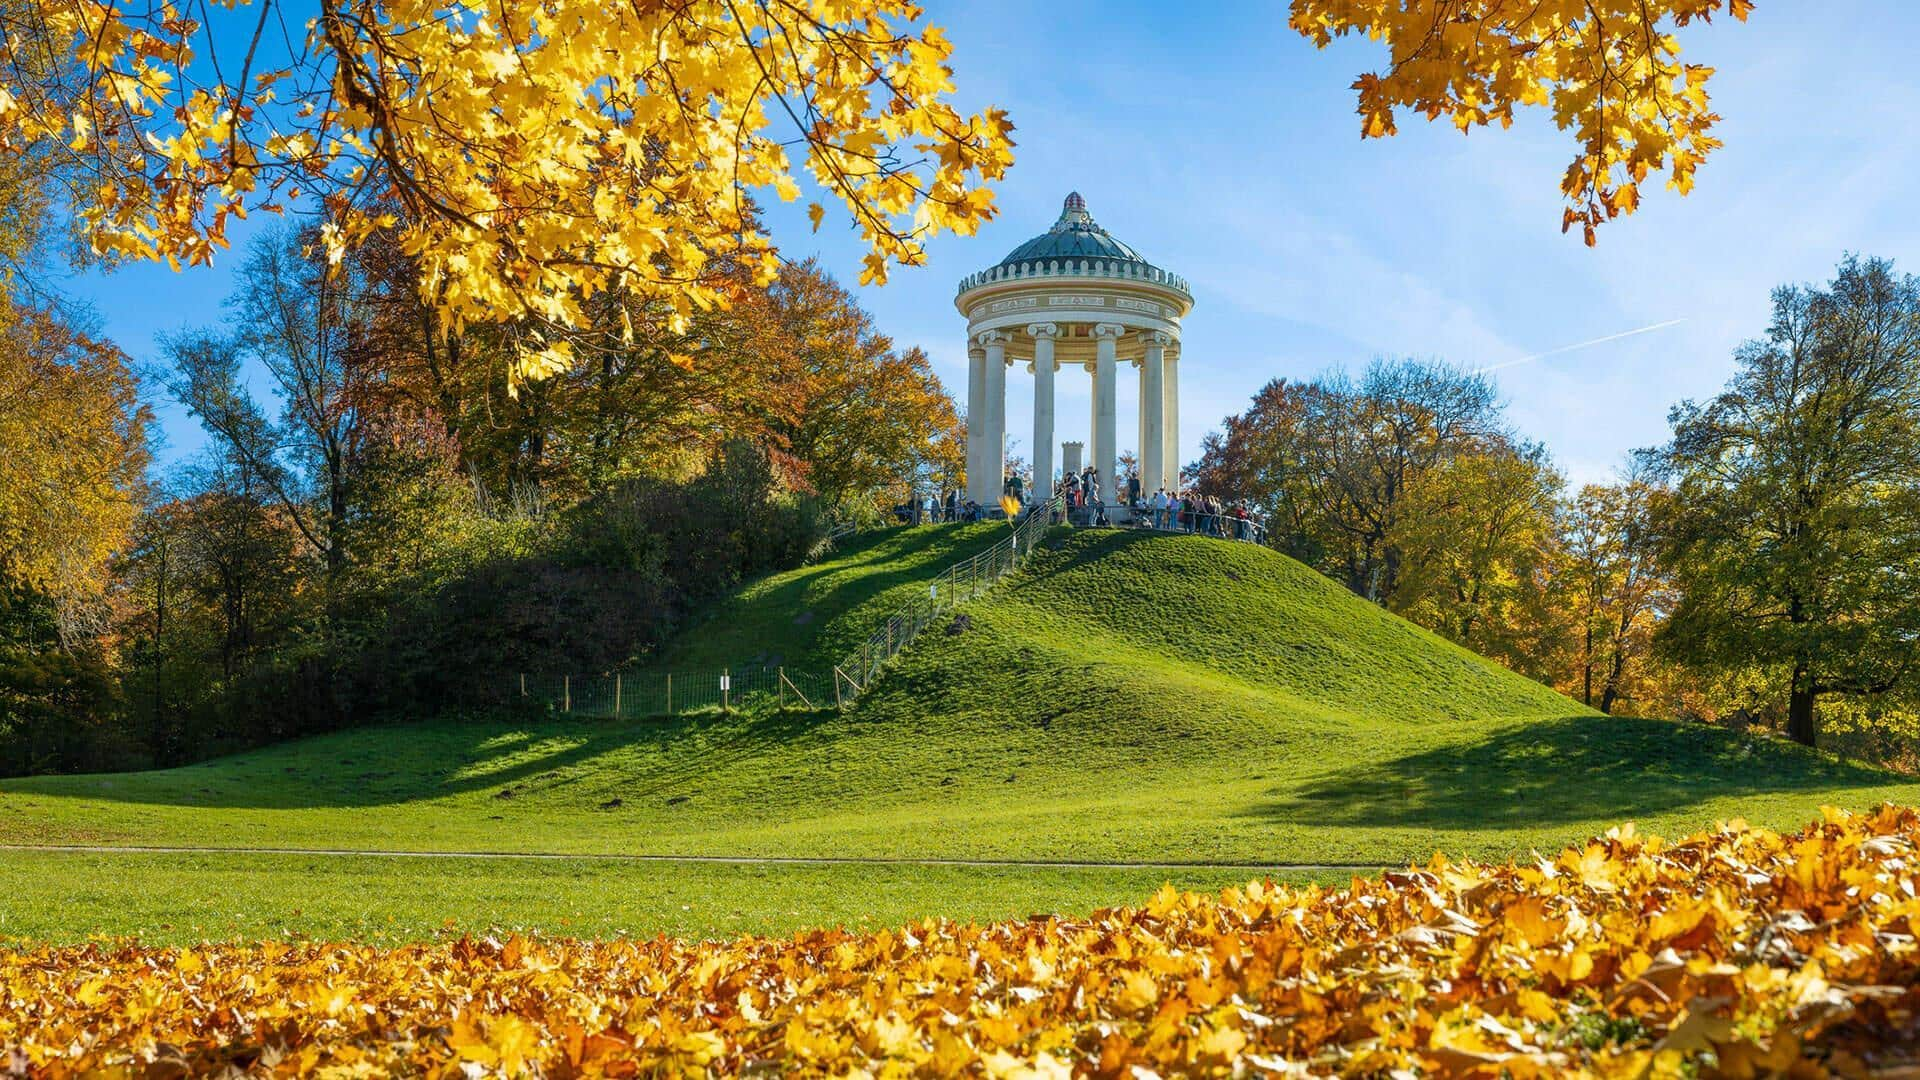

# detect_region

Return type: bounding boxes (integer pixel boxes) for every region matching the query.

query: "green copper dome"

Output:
[995,192,1151,267]
[957,192,1191,297]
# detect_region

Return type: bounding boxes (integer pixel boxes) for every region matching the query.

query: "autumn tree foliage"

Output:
[0,0,1014,380]
[1190,360,1529,609]
[1557,474,1672,715]
[0,100,152,769]
[330,221,959,514]
[1390,440,1563,677]
[0,0,1761,397]
[751,259,962,512]
[37,220,967,772]
[1289,0,1753,243]
[0,305,149,624]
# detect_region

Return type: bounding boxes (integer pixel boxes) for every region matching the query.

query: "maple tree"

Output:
[3,805,1918,1074]
[1290,0,1753,243]
[0,0,1014,382]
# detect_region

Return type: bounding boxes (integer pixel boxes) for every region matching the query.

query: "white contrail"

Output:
[1475,318,1687,375]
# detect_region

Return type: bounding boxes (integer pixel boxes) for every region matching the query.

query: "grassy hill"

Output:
[3,524,1916,942]
[651,520,1012,675]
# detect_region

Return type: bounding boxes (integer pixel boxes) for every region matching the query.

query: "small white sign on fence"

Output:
[720,673,731,691]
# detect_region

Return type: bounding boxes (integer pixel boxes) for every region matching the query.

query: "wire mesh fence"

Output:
[513,667,834,719]
[514,496,1065,721]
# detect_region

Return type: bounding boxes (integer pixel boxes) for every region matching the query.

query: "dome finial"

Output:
[1053,191,1094,232]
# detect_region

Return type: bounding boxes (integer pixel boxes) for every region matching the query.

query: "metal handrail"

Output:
[828,495,1062,698]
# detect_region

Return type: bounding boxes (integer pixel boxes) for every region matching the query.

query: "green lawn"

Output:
[0,850,1334,946]
[2,524,1915,942]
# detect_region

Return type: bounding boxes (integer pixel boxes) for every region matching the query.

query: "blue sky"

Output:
[62,1,1920,486]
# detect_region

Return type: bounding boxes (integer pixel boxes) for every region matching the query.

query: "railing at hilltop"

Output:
[513,496,1065,720]
[1128,505,1269,547]
[955,256,1192,298]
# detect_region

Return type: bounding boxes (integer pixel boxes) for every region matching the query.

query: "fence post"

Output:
[723,668,730,715]
[779,668,815,710]
[778,666,786,708]
[563,674,571,713]
[614,673,622,717]
[667,673,672,715]
[519,673,526,697]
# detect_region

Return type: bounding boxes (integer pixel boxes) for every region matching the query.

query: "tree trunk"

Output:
[1581,621,1594,707]
[1787,662,1818,746]
[1599,644,1628,715]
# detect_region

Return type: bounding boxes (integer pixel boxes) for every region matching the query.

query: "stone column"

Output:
[1136,360,1147,489]
[1162,348,1180,490]
[1092,323,1123,507]
[1142,331,1168,497]
[1027,323,1059,502]
[965,343,986,502]
[1061,440,1084,477]
[981,330,1009,504]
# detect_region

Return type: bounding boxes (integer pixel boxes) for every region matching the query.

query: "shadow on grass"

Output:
[655,523,1010,673]
[1261,714,1904,829]
[2,708,840,812]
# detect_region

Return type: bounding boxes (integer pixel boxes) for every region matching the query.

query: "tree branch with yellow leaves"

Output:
[0,0,1015,383]
[1289,0,1752,243]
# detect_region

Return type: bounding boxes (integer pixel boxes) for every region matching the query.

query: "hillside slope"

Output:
[652,521,1012,675]
[2,526,1914,866]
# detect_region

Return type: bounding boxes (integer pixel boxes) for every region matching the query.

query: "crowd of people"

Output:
[1142,488,1261,540]
[918,469,1264,542]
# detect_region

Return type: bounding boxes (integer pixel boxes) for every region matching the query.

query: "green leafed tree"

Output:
[1656,255,1920,746]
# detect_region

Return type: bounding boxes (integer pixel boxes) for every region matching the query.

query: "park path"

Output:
[0,842,1381,873]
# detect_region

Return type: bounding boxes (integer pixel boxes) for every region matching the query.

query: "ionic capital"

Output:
[976,329,1012,348]
[1146,330,1175,348]
[1092,323,1126,340]
[1025,322,1060,339]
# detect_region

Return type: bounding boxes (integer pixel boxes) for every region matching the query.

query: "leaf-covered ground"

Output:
[4,807,1917,1077]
